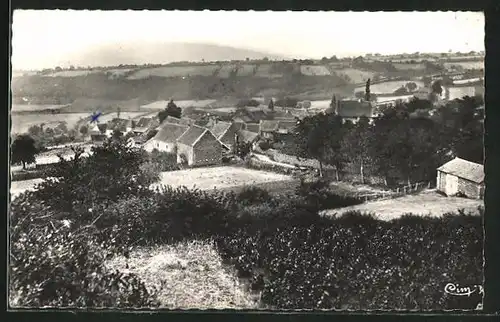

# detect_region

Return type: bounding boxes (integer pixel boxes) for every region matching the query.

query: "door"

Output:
[445,174,459,196]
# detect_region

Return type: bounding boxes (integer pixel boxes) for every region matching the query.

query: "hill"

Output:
[52,42,287,68]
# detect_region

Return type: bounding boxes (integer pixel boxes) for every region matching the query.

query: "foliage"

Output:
[214,211,483,310]
[11,134,37,169]
[158,99,182,123]
[235,141,253,159]
[236,186,273,207]
[258,141,271,151]
[149,150,180,171]
[236,99,261,108]
[268,99,274,111]
[274,97,299,108]
[295,178,362,211]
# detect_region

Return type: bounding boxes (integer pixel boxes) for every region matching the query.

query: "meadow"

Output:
[443,61,484,70]
[150,166,295,192]
[393,63,426,70]
[126,65,218,79]
[320,190,484,221]
[11,104,69,112]
[254,64,283,78]
[140,99,218,110]
[300,65,331,76]
[355,80,425,94]
[334,68,377,84]
[236,64,258,76]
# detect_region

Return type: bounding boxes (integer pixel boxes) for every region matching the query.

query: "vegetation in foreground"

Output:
[9,137,483,310]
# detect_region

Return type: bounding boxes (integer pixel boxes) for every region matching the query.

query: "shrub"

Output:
[236,99,260,108]
[295,178,363,211]
[236,186,273,206]
[258,141,271,151]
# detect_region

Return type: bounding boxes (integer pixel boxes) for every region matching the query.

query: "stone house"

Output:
[436,157,484,199]
[143,122,189,153]
[176,125,223,166]
[335,100,374,123]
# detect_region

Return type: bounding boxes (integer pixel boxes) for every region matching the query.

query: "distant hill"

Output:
[55,42,287,67]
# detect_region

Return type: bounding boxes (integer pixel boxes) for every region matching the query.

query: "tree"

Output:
[294,113,344,178]
[80,125,89,136]
[365,79,371,102]
[341,116,371,184]
[268,99,275,111]
[11,134,37,169]
[394,86,409,96]
[28,125,42,137]
[329,95,337,110]
[235,141,252,159]
[112,129,123,140]
[158,99,182,123]
[406,82,418,92]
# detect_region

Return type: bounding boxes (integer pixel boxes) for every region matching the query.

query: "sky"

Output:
[12,10,484,70]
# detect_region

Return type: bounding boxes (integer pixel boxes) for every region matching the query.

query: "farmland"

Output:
[355,80,425,94]
[393,63,426,70]
[11,104,69,112]
[151,166,295,192]
[254,64,282,78]
[300,65,331,76]
[320,190,484,221]
[10,112,147,134]
[237,64,258,76]
[334,68,377,84]
[126,65,218,79]
[443,61,484,70]
[140,99,217,110]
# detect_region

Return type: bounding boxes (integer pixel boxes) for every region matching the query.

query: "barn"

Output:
[176,125,223,166]
[436,157,484,199]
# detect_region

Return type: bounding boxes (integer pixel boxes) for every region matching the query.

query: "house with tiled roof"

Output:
[143,122,189,153]
[259,120,298,140]
[206,121,245,151]
[176,125,223,166]
[437,157,484,199]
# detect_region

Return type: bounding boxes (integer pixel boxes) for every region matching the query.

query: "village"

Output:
[9,10,485,311]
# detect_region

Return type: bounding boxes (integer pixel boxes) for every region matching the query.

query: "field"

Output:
[443,61,483,70]
[300,65,331,76]
[254,64,282,78]
[140,99,217,110]
[106,241,258,309]
[320,190,484,221]
[307,99,332,111]
[11,104,69,112]
[355,80,425,94]
[11,113,89,134]
[393,63,426,70]
[151,166,295,192]
[237,64,257,76]
[334,68,377,84]
[10,178,46,199]
[126,65,218,79]
[216,64,237,78]
[46,70,102,77]
[375,94,415,103]
[448,86,477,100]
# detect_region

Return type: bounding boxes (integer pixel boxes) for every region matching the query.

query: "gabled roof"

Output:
[437,157,484,184]
[337,100,373,118]
[260,120,280,132]
[152,123,189,144]
[136,117,152,128]
[97,123,108,133]
[177,125,210,147]
[237,129,259,143]
[209,121,232,139]
[246,123,260,133]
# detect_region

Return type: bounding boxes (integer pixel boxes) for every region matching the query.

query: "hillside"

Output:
[11,53,484,111]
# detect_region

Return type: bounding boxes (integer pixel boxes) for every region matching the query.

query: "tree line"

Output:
[285,96,483,186]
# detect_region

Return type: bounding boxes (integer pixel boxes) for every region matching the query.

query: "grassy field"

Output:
[320,190,484,220]
[443,61,483,70]
[334,68,377,84]
[126,65,218,79]
[10,178,46,199]
[11,104,69,112]
[140,99,217,110]
[105,241,258,309]
[254,64,282,78]
[151,166,295,192]
[393,63,426,70]
[300,65,331,76]
[355,80,425,94]
[11,113,89,134]
[237,64,257,76]
[45,70,102,77]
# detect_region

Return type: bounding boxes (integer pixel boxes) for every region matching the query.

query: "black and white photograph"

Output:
[9,10,485,310]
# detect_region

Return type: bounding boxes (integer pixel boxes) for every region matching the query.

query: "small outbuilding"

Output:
[436,157,484,199]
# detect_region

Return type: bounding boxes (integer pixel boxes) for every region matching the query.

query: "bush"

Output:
[236,99,260,108]
[236,186,273,206]
[215,211,483,310]
[295,178,363,211]
[259,141,271,151]
[9,196,159,308]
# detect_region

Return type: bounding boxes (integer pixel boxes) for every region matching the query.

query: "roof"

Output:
[246,123,260,133]
[437,157,484,184]
[136,117,153,128]
[237,130,259,143]
[208,121,232,139]
[152,123,189,144]
[97,123,108,133]
[337,100,373,118]
[260,120,280,132]
[177,125,210,147]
